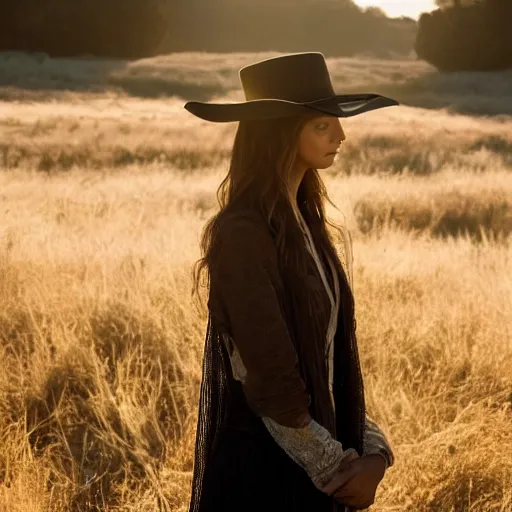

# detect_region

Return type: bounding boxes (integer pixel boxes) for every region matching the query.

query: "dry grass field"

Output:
[0,52,511,511]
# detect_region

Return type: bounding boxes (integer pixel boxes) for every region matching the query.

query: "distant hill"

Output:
[164,1,418,58]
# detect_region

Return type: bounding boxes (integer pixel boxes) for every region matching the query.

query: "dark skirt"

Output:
[196,410,337,512]
[188,316,350,512]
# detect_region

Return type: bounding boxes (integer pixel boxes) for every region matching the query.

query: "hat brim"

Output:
[184,94,399,122]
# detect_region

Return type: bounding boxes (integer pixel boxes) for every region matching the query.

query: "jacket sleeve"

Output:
[209,214,311,427]
[209,214,357,490]
[362,413,395,469]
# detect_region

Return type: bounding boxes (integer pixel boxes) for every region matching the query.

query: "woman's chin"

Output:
[306,156,337,170]
[316,160,334,170]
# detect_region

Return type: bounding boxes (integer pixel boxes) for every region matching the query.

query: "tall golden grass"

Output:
[0,52,511,511]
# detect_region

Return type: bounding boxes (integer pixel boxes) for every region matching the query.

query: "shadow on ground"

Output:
[2,52,512,117]
[374,70,512,117]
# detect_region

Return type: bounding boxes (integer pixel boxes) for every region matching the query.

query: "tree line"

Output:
[0,0,416,59]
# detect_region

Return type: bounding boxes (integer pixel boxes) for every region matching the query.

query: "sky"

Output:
[354,0,437,19]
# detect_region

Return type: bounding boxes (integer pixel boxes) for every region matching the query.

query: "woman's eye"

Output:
[317,124,328,130]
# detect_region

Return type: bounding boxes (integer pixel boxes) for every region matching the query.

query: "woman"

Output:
[185,53,398,512]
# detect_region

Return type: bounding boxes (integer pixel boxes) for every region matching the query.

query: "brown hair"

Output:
[191,112,347,310]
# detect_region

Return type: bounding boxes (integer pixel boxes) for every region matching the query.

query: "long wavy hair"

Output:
[191,112,349,310]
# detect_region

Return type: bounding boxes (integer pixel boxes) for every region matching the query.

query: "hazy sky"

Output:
[354,0,436,19]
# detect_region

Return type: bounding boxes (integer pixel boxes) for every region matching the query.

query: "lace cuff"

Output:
[363,414,395,469]
[225,337,362,488]
[261,416,358,491]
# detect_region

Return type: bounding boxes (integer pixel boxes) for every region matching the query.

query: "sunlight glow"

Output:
[354,0,437,19]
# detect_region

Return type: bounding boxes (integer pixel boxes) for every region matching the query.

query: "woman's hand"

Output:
[331,454,387,510]
[319,449,360,495]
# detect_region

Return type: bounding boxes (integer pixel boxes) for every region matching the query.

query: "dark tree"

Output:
[0,0,172,58]
[416,0,512,71]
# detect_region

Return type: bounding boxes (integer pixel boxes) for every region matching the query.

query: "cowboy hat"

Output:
[184,52,399,122]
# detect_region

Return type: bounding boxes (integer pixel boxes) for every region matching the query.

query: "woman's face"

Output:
[295,115,346,170]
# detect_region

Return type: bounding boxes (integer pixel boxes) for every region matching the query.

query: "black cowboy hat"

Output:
[184,52,399,122]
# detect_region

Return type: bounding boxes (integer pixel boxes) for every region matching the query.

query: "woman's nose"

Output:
[331,123,345,143]
[338,125,346,142]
